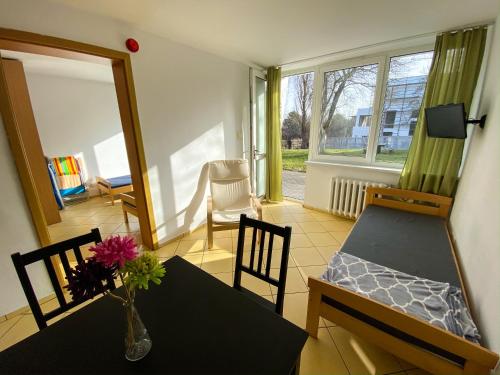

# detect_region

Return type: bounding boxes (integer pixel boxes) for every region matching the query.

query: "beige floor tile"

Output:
[320,220,354,232]
[208,237,233,252]
[291,234,314,248]
[271,267,308,294]
[300,328,349,375]
[213,230,232,239]
[0,314,38,351]
[40,296,61,314]
[292,213,317,223]
[153,241,179,258]
[281,292,325,329]
[291,247,326,267]
[298,221,326,233]
[0,316,22,340]
[315,245,341,263]
[185,227,207,240]
[211,272,233,286]
[240,273,272,296]
[201,252,234,274]
[297,265,327,282]
[329,231,350,244]
[180,254,203,267]
[97,223,122,234]
[176,239,206,256]
[307,232,339,247]
[328,326,403,375]
[102,214,127,224]
[309,211,340,222]
[114,222,140,233]
[278,222,303,234]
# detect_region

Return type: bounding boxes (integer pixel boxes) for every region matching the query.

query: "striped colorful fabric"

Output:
[51,156,80,177]
[51,156,83,191]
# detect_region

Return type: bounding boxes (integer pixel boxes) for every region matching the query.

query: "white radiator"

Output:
[330,177,388,219]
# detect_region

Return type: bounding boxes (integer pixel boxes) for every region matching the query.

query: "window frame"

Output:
[296,44,435,170]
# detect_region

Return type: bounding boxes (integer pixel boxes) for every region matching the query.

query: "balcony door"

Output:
[249,68,267,198]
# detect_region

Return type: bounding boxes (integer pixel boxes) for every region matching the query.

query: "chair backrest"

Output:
[234,214,292,315]
[208,159,251,211]
[11,228,115,330]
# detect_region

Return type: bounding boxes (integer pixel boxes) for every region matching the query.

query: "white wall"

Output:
[0,0,248,315]
[25,73,128,195]
[304,161,400,211]
[449,18,500,356]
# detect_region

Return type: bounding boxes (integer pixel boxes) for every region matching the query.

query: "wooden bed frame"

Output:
[96,176,133,206]
[306,187,499,375]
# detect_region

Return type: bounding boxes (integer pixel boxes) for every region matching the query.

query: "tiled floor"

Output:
[0,198,429,375]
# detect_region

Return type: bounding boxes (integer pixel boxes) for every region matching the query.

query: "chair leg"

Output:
[123,209,128,223]
[208,226,213,249]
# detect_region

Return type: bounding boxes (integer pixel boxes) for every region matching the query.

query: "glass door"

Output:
[249,68,267,198]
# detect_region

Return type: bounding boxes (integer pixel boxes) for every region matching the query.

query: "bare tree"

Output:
[319,65,377,152]
[293,73,314,149]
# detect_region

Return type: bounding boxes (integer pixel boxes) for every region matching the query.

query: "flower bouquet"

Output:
[66,235,165,361]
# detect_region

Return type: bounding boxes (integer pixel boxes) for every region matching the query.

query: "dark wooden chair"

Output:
[234,214,292,315]
[11,228,115,330]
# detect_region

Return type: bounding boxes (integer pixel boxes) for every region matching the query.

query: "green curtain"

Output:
[266,66,283,202]
[399,27,487,196]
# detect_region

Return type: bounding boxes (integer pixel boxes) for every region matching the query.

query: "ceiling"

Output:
[49,0,499,67]
[0,50,114,83]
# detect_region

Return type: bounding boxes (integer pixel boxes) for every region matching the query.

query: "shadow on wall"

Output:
[151,123,228,243]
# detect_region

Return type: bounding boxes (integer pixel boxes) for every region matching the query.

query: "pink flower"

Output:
[90,235,138,268]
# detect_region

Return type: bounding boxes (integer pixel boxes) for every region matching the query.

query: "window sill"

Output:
[305,160,402,174]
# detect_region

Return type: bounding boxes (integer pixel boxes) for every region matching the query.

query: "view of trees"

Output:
[281,72,313,149]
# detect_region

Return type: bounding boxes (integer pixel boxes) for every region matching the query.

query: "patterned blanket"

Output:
[322,252,481,343]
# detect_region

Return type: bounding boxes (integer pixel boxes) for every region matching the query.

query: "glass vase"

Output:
[124,301,152,361]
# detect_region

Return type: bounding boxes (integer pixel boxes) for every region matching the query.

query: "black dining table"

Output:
[0,256,308,374]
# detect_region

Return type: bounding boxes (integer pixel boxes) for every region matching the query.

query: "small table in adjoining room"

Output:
[120,191,137,223]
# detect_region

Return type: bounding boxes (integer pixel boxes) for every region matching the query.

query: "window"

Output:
[376,51,433,163]
[305,48,433,167]
[385,110,396,125]
[318,62,379,158]
[281,72,314,150]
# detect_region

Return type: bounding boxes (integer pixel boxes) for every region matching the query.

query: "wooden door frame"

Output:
[0,27,158,251]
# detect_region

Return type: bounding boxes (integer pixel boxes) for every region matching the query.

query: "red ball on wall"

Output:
[125,38,139,53]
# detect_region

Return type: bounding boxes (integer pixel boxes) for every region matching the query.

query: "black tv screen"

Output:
[425,103,467,139]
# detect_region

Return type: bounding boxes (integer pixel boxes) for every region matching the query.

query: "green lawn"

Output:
[282,149,309,172]
[282,148,407,171]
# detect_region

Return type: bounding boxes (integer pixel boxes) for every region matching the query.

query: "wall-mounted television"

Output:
[425,103,467,139]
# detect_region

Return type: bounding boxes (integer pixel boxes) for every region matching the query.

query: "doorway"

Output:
[0,28,157,258]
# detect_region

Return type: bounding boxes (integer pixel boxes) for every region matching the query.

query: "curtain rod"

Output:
[277,19,495,68]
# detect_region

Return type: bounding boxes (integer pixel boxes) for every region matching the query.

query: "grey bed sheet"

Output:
[340,205,461,288]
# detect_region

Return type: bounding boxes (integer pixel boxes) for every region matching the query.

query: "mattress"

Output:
[340,205,461,288]
[106,175,132,188]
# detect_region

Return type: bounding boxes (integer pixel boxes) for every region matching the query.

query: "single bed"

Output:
[306,187,499,375]
[96,175,133,205]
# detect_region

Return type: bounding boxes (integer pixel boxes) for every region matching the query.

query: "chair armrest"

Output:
[251,194,262,220]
